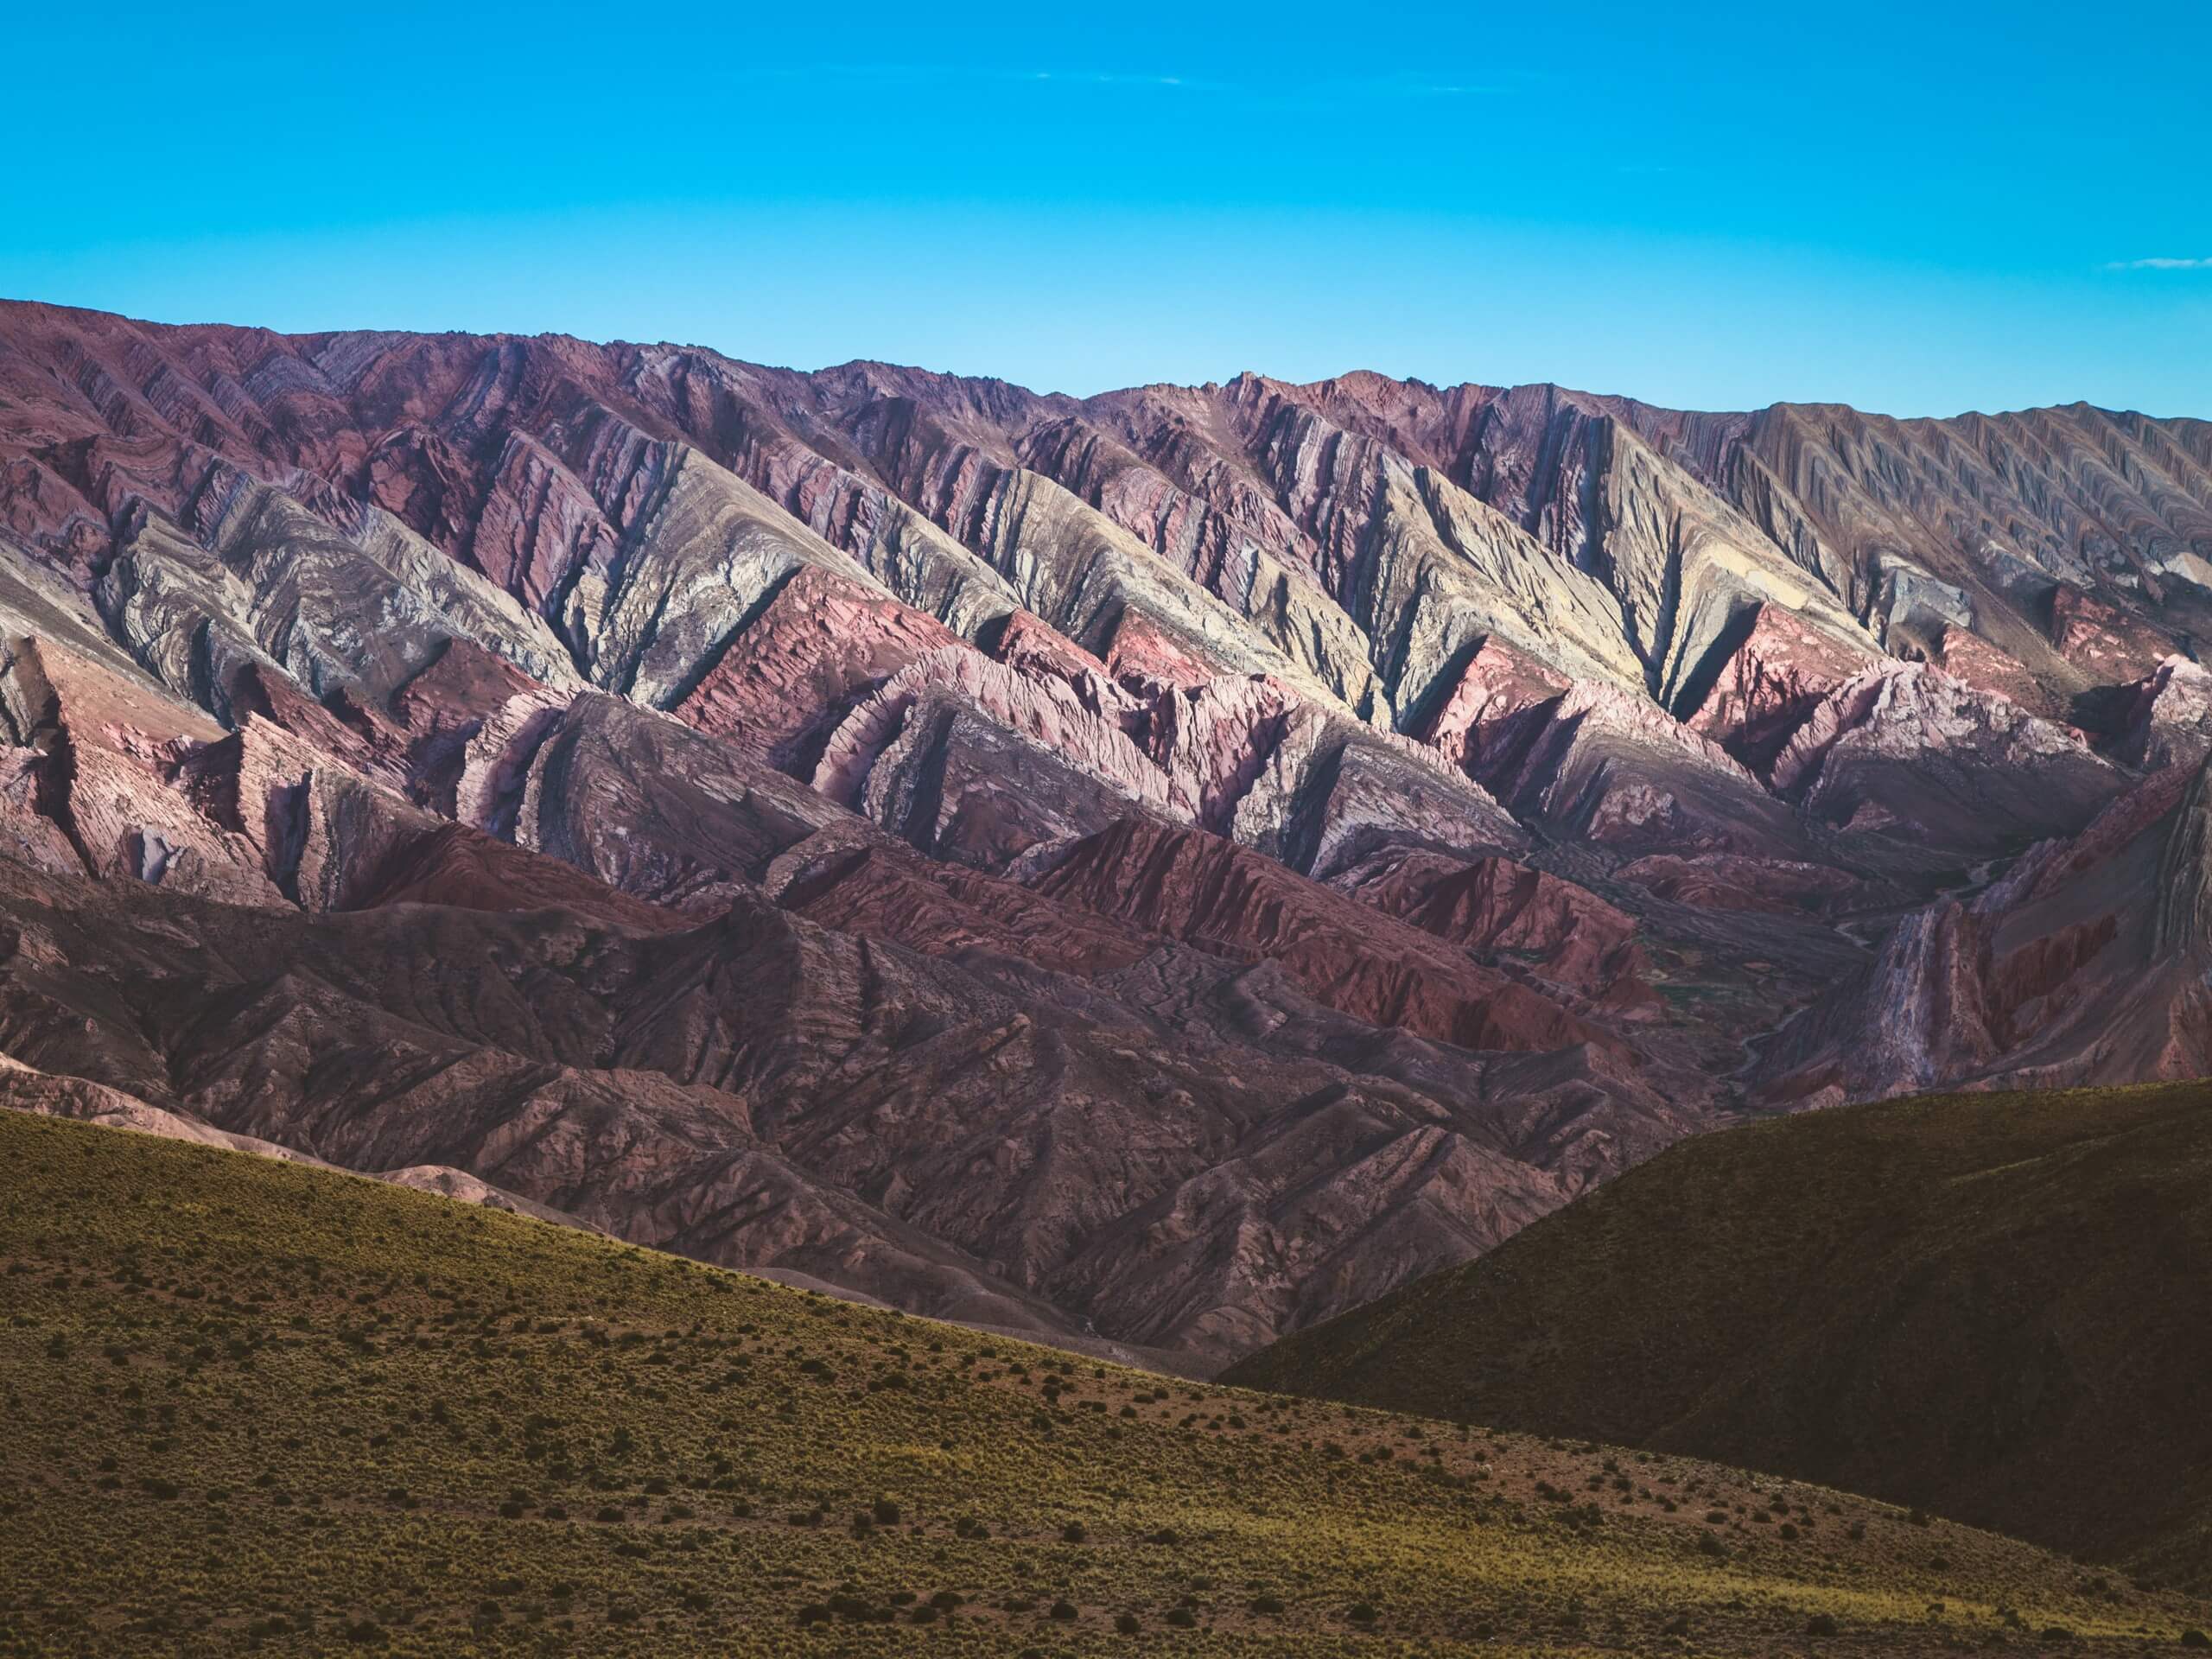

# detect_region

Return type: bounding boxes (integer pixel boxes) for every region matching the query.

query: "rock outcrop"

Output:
[1771,664,2123,870]
[1753,762,2212,1101]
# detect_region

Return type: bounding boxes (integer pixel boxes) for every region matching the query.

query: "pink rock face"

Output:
[382,639,561,818]
[1473,680,1810,861]
[341,819,692,935]
[1924,626,2051,715]
[0,638,283,907]
[466,430,622,614]
[499,691,848,911]
[362,424,481,557]
[226,660,406,787]
[1763,899,2005,1103]
[1333,849,1656,1010]
[672,565,961,768]
[1986,761,2196,912]
[1015,413,1312,604]
[2050,588,2174,683]
[986,608,1142,721]
[1103,607,1219,696]
[1239,711,1528,880]
[813,645,1174,819]
[1770,663,2122,861]
[1416,636,1569,778]
[1145,675,1299,832]
[1491,680,1760,799]
[1027,816,1610,1054]
[1768,669,1891,794]
[766,825,1154,977]
[0,747,90,876]
[389,637,548,736]
[1678,604,1866,772]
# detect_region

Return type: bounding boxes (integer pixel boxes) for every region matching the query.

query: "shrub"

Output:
[1806,1612,1839,1637]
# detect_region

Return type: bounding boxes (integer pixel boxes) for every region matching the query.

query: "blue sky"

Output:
[6,0,2206,415]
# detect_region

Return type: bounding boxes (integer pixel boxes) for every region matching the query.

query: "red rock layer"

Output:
[674,565,961,767]
[1332,849,1656,1012]
[1027,817,1608,1054]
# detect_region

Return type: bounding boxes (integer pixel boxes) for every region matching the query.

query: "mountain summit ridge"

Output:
[0,299,2205,1364]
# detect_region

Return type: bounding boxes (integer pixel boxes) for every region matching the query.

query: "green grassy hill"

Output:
[3,1114,2203,1654]
[1225,1082,2212,1597]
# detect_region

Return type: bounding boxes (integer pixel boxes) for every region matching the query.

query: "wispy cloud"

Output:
[1027,70,1204,90]
[2103,256,2212,270]
[741,62,1219,93]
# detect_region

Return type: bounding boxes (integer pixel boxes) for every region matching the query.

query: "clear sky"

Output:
[6,0,2206,416]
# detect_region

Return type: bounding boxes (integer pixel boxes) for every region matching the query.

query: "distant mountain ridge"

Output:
[0,298,2206,1364]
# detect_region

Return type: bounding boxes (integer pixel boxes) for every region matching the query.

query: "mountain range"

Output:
[0,297,2208,1368]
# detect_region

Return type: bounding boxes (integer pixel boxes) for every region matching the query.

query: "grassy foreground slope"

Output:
[0,1114,2201,1657]
[1225,1082,2212,1594]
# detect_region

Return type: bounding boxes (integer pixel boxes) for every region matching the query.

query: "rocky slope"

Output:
[0,298,2205,1366]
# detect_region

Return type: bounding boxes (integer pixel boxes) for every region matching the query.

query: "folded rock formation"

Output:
[0,298,2206,1366]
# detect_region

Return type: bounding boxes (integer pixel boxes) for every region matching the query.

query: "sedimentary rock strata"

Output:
[0,298,2205,1366]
